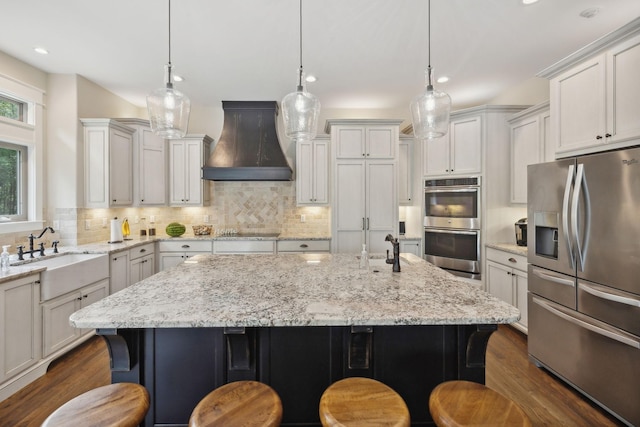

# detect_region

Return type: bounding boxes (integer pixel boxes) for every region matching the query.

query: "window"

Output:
[0,94,26,122]
[0,141,27,221]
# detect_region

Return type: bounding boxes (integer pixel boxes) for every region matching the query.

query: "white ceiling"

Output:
[3,0,640,122]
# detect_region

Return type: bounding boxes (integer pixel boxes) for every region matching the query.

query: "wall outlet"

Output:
[52,220,60,230]
[134,216,140,224]
[150,215,156,223]
[300,214,306,223]
[204,215,211,223]
[85,219,91,230]
[102,218,108,228]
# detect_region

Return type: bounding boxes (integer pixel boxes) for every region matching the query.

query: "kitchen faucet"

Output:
[385,234,401,272]
[17,226,55,260]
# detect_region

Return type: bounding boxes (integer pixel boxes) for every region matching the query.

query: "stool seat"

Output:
[319,377,410,427]
[189,381,282,427]
[42,382,149,427]
[429,380,532,427]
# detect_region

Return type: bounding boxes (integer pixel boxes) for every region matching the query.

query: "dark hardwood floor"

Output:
[0,326,625,426]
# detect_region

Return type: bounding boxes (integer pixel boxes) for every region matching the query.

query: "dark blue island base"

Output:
[99,324,497,426]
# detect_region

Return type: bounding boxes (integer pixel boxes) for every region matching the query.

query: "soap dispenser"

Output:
[1,245,10,273]
[359,244,370,270]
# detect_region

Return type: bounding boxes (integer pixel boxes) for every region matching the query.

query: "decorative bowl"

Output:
[192,225,212,236]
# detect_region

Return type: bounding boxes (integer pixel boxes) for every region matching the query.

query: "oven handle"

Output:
[424,228,478,236]
[424,188,479,194]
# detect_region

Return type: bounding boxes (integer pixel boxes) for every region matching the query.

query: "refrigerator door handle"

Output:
[533,296,640,349]
[579,282,640,308]
[531,268,576,287]
[571,164,591,271]
[562,164,575,268]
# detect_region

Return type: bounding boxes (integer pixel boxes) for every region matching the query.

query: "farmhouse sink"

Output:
[34,253,109,301]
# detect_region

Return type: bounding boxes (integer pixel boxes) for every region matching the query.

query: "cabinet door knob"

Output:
[596,135,603,140]
[605,133,612,138]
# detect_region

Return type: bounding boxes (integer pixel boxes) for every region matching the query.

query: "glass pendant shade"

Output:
[147,64,191,138]
[282,77,320,140]
[410,68,451,140]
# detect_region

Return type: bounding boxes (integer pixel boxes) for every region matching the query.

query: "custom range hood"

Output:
[202,101,292,181]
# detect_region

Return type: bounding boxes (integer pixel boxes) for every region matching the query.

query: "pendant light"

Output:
[282,0,321,141]
[410,0,451,140]
[147,0,191,139]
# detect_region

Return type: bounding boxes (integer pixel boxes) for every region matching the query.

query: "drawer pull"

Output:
[579,283,640,308]
[182,245,190,249]
[140,249,146,253]
[508,257,517,263]
[300,244,309,248]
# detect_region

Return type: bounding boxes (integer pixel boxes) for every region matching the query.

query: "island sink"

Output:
[34,253,109,301]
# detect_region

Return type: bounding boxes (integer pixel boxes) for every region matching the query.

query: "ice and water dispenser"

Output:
[534,212,559,259]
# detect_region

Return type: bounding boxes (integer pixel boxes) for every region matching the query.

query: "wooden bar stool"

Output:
[189,380,282,427]
[319,377,410,427]
[41,382,149,427]
[429,380,532,427]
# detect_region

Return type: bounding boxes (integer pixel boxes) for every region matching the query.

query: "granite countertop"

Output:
[486,243,528,257]
[1,235,331,283]
[70,253,520,329]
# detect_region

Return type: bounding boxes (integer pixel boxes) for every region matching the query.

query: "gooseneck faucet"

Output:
[17,226,55,260]
[385,234,401,272]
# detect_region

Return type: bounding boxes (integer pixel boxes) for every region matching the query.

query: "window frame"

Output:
[0,75,45,234]
[0,140,28,221]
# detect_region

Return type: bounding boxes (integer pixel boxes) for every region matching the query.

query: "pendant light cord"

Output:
[168,0,172,66]
[297,0,304,90]
[426,0,434,89]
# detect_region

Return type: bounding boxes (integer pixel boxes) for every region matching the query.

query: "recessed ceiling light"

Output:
[305,75,317,83]
[34,47,49,55]
[173,75,184,82]
[522,0,539,4]
[436,76,449,84]
[580,7,601,18]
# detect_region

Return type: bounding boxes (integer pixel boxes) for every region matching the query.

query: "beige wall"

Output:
[488,77,549,106]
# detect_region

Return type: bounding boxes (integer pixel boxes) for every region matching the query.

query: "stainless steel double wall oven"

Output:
[423,177,481,279]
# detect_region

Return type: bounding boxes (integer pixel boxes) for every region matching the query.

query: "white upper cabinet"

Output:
[508,102,549,204]
[544,27,640,157]
[331,120,398,159]
[116,118,167,206]
[423,114,482,177]
[297,136,329,205]
[169,135,212,207]
[82,119,134,208]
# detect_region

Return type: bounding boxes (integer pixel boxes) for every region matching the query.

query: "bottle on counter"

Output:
[1,245,10,273]
[359,244,370,270]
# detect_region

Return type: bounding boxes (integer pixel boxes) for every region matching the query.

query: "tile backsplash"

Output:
[36,181,331,247]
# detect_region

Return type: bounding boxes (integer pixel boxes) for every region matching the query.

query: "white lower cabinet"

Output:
[486,247,528,334]
[129,243,155,285]
[41,279,109,357]
[110,250,130,294]
[276,240,330,253]
[399,239,421,257]
[0,275,41,382]
[158,240,213,271]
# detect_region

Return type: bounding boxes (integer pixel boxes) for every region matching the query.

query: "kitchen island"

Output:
[70,253,519,426]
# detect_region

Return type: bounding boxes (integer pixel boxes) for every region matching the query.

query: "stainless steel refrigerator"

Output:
[527,147,640,427]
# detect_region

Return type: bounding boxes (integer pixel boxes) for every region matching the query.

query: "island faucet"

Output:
[18,226,55,260]
[385,234,401,272]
